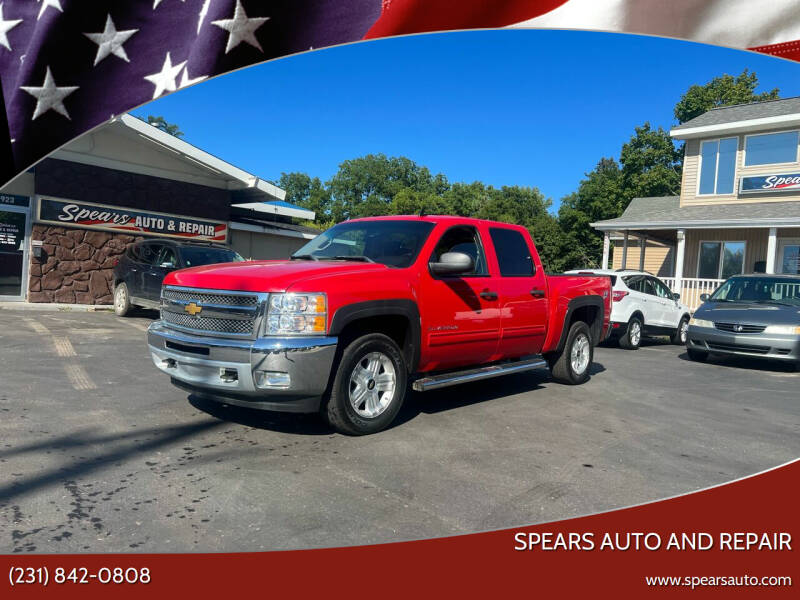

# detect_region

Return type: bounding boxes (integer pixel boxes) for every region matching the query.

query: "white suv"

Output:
[565,269,691,350]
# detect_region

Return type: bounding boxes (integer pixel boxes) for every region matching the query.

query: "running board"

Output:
[412,357,548,392]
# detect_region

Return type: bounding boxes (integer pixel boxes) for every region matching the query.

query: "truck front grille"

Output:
[714,322,766,334]
[162,288,259,307]
[160,286,266,338]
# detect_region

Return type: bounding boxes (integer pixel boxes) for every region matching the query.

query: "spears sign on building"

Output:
[37,197,228,242]
[740,173,800,194]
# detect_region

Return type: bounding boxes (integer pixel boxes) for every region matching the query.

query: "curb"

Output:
[0,302,114,312]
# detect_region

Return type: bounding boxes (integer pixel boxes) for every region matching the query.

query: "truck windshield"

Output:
[292,220,435,268]
[710,276,800,305]
[180,247,245,267]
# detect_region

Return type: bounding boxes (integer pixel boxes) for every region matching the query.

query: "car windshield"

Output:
[292,220,435,268]
[710,276,800,306]
[180,247,245,267]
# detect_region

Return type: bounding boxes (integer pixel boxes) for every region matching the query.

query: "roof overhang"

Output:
[231,201,315,221]
[671,113,800,139]
[51,114,309,218]
[592,217,800,231]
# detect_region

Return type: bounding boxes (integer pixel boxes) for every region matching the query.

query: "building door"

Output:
[0,204,30,301]
[777,238,800,275]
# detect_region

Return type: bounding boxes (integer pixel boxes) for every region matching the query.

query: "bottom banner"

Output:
[3,459,797,597]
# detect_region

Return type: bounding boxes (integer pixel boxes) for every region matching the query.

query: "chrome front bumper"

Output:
[147,320,338,413]
[687,325,800,362]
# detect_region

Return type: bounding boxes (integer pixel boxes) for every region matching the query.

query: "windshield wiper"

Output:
[290,254,319,261]
[323,255,376,263]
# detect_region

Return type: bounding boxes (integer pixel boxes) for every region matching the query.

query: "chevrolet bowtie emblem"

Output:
[185,302,203,316]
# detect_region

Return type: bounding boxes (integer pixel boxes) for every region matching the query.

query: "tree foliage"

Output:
[674,69,780,124]
[146,115,184,138]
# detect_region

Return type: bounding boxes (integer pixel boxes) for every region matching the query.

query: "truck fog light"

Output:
[254,370,291,389]
[162,358,177,369]
[219,368,238,383]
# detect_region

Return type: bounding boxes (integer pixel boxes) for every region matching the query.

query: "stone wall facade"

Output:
[28,225,143,304]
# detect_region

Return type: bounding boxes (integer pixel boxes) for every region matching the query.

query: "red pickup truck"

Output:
[147,216,611,434]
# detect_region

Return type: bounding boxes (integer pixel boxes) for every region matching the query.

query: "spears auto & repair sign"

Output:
[37,197,228,242]
[740,173,800,194]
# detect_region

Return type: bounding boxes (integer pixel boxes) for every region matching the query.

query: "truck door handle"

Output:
[480,290,498,301]
[530,289,545,297]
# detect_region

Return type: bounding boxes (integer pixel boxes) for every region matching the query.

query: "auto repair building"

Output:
[0,114,317,304]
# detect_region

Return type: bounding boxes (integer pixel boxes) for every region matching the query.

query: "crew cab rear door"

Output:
[488,226,548,356]
[419,224,502,371]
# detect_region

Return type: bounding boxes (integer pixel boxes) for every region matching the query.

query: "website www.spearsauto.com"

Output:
[645,575,792,590]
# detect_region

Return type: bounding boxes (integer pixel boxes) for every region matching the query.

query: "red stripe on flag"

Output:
[365,0,568,39]
[750,39,800,62]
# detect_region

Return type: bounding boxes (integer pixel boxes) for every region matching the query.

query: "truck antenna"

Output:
[418,207,427,217]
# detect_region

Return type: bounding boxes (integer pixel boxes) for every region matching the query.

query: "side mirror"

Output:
[672,292,681,301]
[699,293,710,302]
[429,252,474,276]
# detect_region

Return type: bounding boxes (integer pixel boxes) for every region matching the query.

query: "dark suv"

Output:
[112,240,244,316]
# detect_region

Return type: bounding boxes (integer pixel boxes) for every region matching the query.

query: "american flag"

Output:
[1,0,799,188]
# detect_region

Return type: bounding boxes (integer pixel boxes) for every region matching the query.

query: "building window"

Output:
[697,241,745,279]
[744,131,799,166]
[698,138,737,195]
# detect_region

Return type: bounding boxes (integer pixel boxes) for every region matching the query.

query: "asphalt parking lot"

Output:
[1,308,798,554]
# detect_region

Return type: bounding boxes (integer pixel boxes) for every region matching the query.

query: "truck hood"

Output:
[164,259,389,293]
[695,301,800,326]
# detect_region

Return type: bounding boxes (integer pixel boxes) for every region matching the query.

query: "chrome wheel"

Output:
[348,351,396,418]
[679,320,688,343]
[629,321,641,346]
[570,333,590,375]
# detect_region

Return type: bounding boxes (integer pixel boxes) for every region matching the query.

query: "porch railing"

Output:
[661,277,724,312]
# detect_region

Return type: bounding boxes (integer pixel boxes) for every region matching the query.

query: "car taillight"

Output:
[112,258,119,267]
[612,291,628,302]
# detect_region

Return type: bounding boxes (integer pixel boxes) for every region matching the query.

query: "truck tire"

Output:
[687,348,708,362]
[548,321,593,385]
[114,283,132,317]
[670,316,689,345]
[619,315,642,350]
[323,333,408,435]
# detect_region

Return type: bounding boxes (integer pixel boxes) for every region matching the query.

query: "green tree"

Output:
[146,115,184,138]
[619,122,682,200]
[558,158,624,268]
[326,154,448,221]
[674,69,780,124]
[278,172,332,225]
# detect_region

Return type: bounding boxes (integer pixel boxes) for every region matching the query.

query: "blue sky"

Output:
[135,29,800,211]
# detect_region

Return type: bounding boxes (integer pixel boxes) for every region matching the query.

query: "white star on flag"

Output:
[144,52,186,99]
[153,0,185,9]
[20,66,79,120]
[197,0,210,34]
[0,3,23,52]
[37,0,62,21]
[179,66,207,89]
[212,0,269,53]
[84,15,138,66]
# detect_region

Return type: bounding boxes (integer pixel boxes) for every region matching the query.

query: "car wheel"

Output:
[548,321,593,385]
[687,348,708,362]
[671,316,689,345]
[114,283,132,317]
[619,316,642,350]
[323,333,408,436]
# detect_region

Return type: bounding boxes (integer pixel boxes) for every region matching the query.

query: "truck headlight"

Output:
[764,324,800,335]
[689,318,713,328]
[265,293,327,335]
